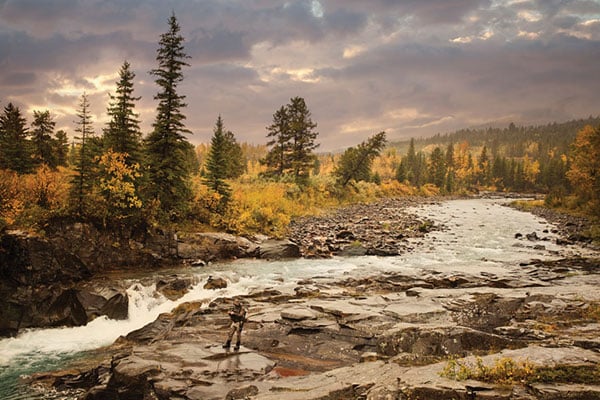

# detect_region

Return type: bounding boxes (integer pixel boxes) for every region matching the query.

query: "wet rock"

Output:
[177,232,259,261]
[47,289,88,327]
[258,239,301,259]
[526,232,539,241]
[100,293,128,320]
[157,275,196,300]
[76,290,109,321]
[125,313,175,344]
[203,276,227,290]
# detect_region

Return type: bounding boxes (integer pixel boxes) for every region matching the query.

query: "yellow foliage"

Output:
[441,356,537,384]
[0,169,23,225]
[98,151,142,214]
[522,155,540,184]
[22,165,71,210]
[567,125,600,208]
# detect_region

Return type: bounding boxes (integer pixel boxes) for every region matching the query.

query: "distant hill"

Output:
[389,116,600,157]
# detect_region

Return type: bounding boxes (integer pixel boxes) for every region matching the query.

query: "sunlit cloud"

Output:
[518,10,542,22]
[342,44,366,59]
[517,30,540,40]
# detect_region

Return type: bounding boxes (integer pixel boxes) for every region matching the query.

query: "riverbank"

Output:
[22,197,600,399]
[288,196,439,258]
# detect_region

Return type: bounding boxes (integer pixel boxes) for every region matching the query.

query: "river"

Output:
[0,198,592,399]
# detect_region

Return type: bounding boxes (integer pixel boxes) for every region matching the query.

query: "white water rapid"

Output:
[0,198,591,398]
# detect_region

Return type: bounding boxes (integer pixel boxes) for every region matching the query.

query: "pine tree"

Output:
[0,103,31,174]
[222,130,246,179]
[204,115,232,209]
[70,92,98,216]
[54,129,69,167]
[428,147,446,188]
[262,106,291,177]
[104,61,142,166]
[30,110,56,168]
[262,97,319,183]
[288,96,319,183]
[144,13,192,217]
[335,131,387,186]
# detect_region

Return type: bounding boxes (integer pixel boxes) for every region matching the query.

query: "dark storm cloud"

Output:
[1,72,36,87]
[0,0,598,149]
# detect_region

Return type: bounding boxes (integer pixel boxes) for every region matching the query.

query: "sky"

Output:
[1,0,599,152]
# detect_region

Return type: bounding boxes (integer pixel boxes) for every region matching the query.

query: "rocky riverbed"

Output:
[288,197,439,258]
[30,256,600,399]
[23,197,600,400]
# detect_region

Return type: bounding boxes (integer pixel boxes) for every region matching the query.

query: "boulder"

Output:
[177,232,258,261]
[100,293,129,320]
[258,239,301,259]
[46,289,89,327]
[156,275,195,300]
[203,276,227,290]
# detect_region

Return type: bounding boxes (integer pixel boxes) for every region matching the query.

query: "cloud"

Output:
[0,0,598,150]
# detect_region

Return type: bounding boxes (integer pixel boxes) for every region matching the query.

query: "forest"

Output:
[1,14,599,238]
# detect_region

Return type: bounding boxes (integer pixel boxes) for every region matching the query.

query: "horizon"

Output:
[1,0,599,152]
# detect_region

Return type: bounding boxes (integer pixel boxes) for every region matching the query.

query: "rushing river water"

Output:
[0,198,592,399]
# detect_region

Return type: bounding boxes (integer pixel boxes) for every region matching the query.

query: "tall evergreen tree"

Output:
[335,131,387,186]
[262,105,291,177]
[70,92,98,216]
[221,130,246,179]
[204,115,232,209]
[104,61,142,166]
[287,96,319,182]
[428,147,446,188]
[261,97,319,183]
[0,103,31,174]
[54,129,69,167]
[144,12,192,217]
[30,110,56,168]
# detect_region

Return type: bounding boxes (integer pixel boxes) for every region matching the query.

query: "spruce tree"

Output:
[288,96,319,183]
[144,12,192,217]
[428,147,446,188]
[71,92,98,216]
[222,130,246,179]
[262,106,291,177]
[54,129,69,167]
[262,97,319,183]
[204,115,232,209]
[30,110,56,168]
[0,103,31,174]
[104,61,142,166]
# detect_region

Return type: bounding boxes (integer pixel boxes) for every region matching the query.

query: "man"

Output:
[223,299,247,351]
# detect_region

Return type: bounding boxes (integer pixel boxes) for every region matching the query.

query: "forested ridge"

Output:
[1,13,599,239]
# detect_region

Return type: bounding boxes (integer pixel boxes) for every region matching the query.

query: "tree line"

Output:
[1,12,598,234]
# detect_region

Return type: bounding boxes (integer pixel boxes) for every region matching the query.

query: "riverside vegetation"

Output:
[1,11,600,400]
[1,13,599,242]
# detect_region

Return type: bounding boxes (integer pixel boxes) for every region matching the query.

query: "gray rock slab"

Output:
[281,307,319,321]
[382,299,448,323]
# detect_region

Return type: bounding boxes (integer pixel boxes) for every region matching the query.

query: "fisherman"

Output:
[223,299,247,351]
